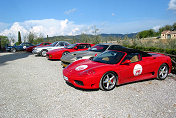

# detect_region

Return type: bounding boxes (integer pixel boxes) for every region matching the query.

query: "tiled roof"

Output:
[170,31,176,34]
[161,31,176,34]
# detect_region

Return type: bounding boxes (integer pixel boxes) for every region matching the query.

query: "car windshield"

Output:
[88,45,109,52]
[51,42,58,46]
[92,51,125,64]
[19,43,24,46]
[66,44,77,49]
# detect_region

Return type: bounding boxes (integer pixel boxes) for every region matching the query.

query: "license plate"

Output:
[63,76,68,81]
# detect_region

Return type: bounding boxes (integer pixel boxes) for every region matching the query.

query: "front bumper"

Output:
[6,48,11,51]
[63,73,100,89]
[61,61,71,67]
[32,49,41,55]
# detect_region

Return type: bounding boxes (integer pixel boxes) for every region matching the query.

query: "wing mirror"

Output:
[74,47,78,50]
[121,60,131,65]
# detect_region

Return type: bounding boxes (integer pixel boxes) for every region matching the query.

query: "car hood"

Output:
[64,59,107,75]
[6,46,13,48]
[47,48,65,54]
[35,46,54,49]
[61,51,100,62]
[27,46,35,48]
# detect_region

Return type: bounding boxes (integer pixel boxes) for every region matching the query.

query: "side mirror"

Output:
[121,60,131,65]
[74,47,78,50]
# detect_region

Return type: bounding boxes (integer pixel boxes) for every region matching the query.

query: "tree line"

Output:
[137,22,176,39]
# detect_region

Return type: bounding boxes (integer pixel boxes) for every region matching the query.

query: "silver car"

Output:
[32,41,70,56]
[60,44,125,67]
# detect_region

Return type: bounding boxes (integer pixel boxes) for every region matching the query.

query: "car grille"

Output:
[74,80,84,86]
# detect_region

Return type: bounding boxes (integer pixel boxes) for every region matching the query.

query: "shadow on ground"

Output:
[65,78,159,92]
[66,81,99,92]
[0,51,31,66]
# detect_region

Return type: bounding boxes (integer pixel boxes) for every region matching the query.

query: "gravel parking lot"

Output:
[0,52,176,118]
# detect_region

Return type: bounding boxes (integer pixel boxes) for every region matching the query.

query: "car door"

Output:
[76,44,89,51]
[119,53,143,84]
[119,53,156,84]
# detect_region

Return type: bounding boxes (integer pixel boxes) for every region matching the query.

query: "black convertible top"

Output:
[108,45,151,57]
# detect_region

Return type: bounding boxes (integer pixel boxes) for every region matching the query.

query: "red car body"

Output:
[63,48,172,91]
[46,43,95,60]
[26,42,51,52]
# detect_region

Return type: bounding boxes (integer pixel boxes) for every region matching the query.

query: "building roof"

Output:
[161,31,170,34]
[161,30,176,34]
[170,31,176,34]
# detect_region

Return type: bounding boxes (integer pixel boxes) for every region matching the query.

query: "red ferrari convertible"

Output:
[63,48,172,91]
[46,43,95,60]
[26,42,51,52]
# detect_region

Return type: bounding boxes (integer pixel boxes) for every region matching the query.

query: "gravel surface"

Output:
[0,52,176,118]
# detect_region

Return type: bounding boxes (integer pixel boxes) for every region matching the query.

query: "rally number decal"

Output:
[133,64,142,76]
[75,65,88,71]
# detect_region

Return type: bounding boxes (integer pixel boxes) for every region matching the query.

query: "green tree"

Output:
[0,36,9,48]
[137,29,156,39]
[28,32,35,43]
[164,25,172,30]
[172,22,176,30]
[18,31,22,44]
[80,33,90,43]
[92,26,101,44]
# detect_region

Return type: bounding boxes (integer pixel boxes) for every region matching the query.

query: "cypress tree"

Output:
[18,31,22,44]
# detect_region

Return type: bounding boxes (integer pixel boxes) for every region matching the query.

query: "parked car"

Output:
[61,44,125,67]
[46,43,95,60]
[6,43,33,52]
[26,42,51,52]
[32,41,70,56]
[63,48,172,91]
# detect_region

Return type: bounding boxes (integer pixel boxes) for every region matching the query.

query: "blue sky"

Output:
[0,0,176,39]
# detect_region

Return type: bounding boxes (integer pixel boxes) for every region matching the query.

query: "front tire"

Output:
[41,50,48,57]
[11,48,16,52]
[99,72,117,91]
[157,63,169,80]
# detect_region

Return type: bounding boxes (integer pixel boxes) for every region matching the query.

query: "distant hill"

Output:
[100,33,137,38]
[44,33,137,40]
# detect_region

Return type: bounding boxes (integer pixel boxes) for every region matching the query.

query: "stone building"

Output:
[161,31,176,39]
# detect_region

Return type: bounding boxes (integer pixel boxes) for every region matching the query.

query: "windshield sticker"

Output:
[75,65,88,71]
[133,64,142,76]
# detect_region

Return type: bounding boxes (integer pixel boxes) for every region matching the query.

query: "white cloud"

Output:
[152,25,161,31]
[0,19,86,42]
[64,8,77,15]
[169,0,176,10]
[112,13,115,16]
[0,22,9,32]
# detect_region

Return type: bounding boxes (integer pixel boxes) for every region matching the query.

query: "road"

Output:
[0,52,176,118]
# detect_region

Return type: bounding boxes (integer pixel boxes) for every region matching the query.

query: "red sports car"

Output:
[26,42,51,52]
[46,43,95,60]
[63,48,172,91]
